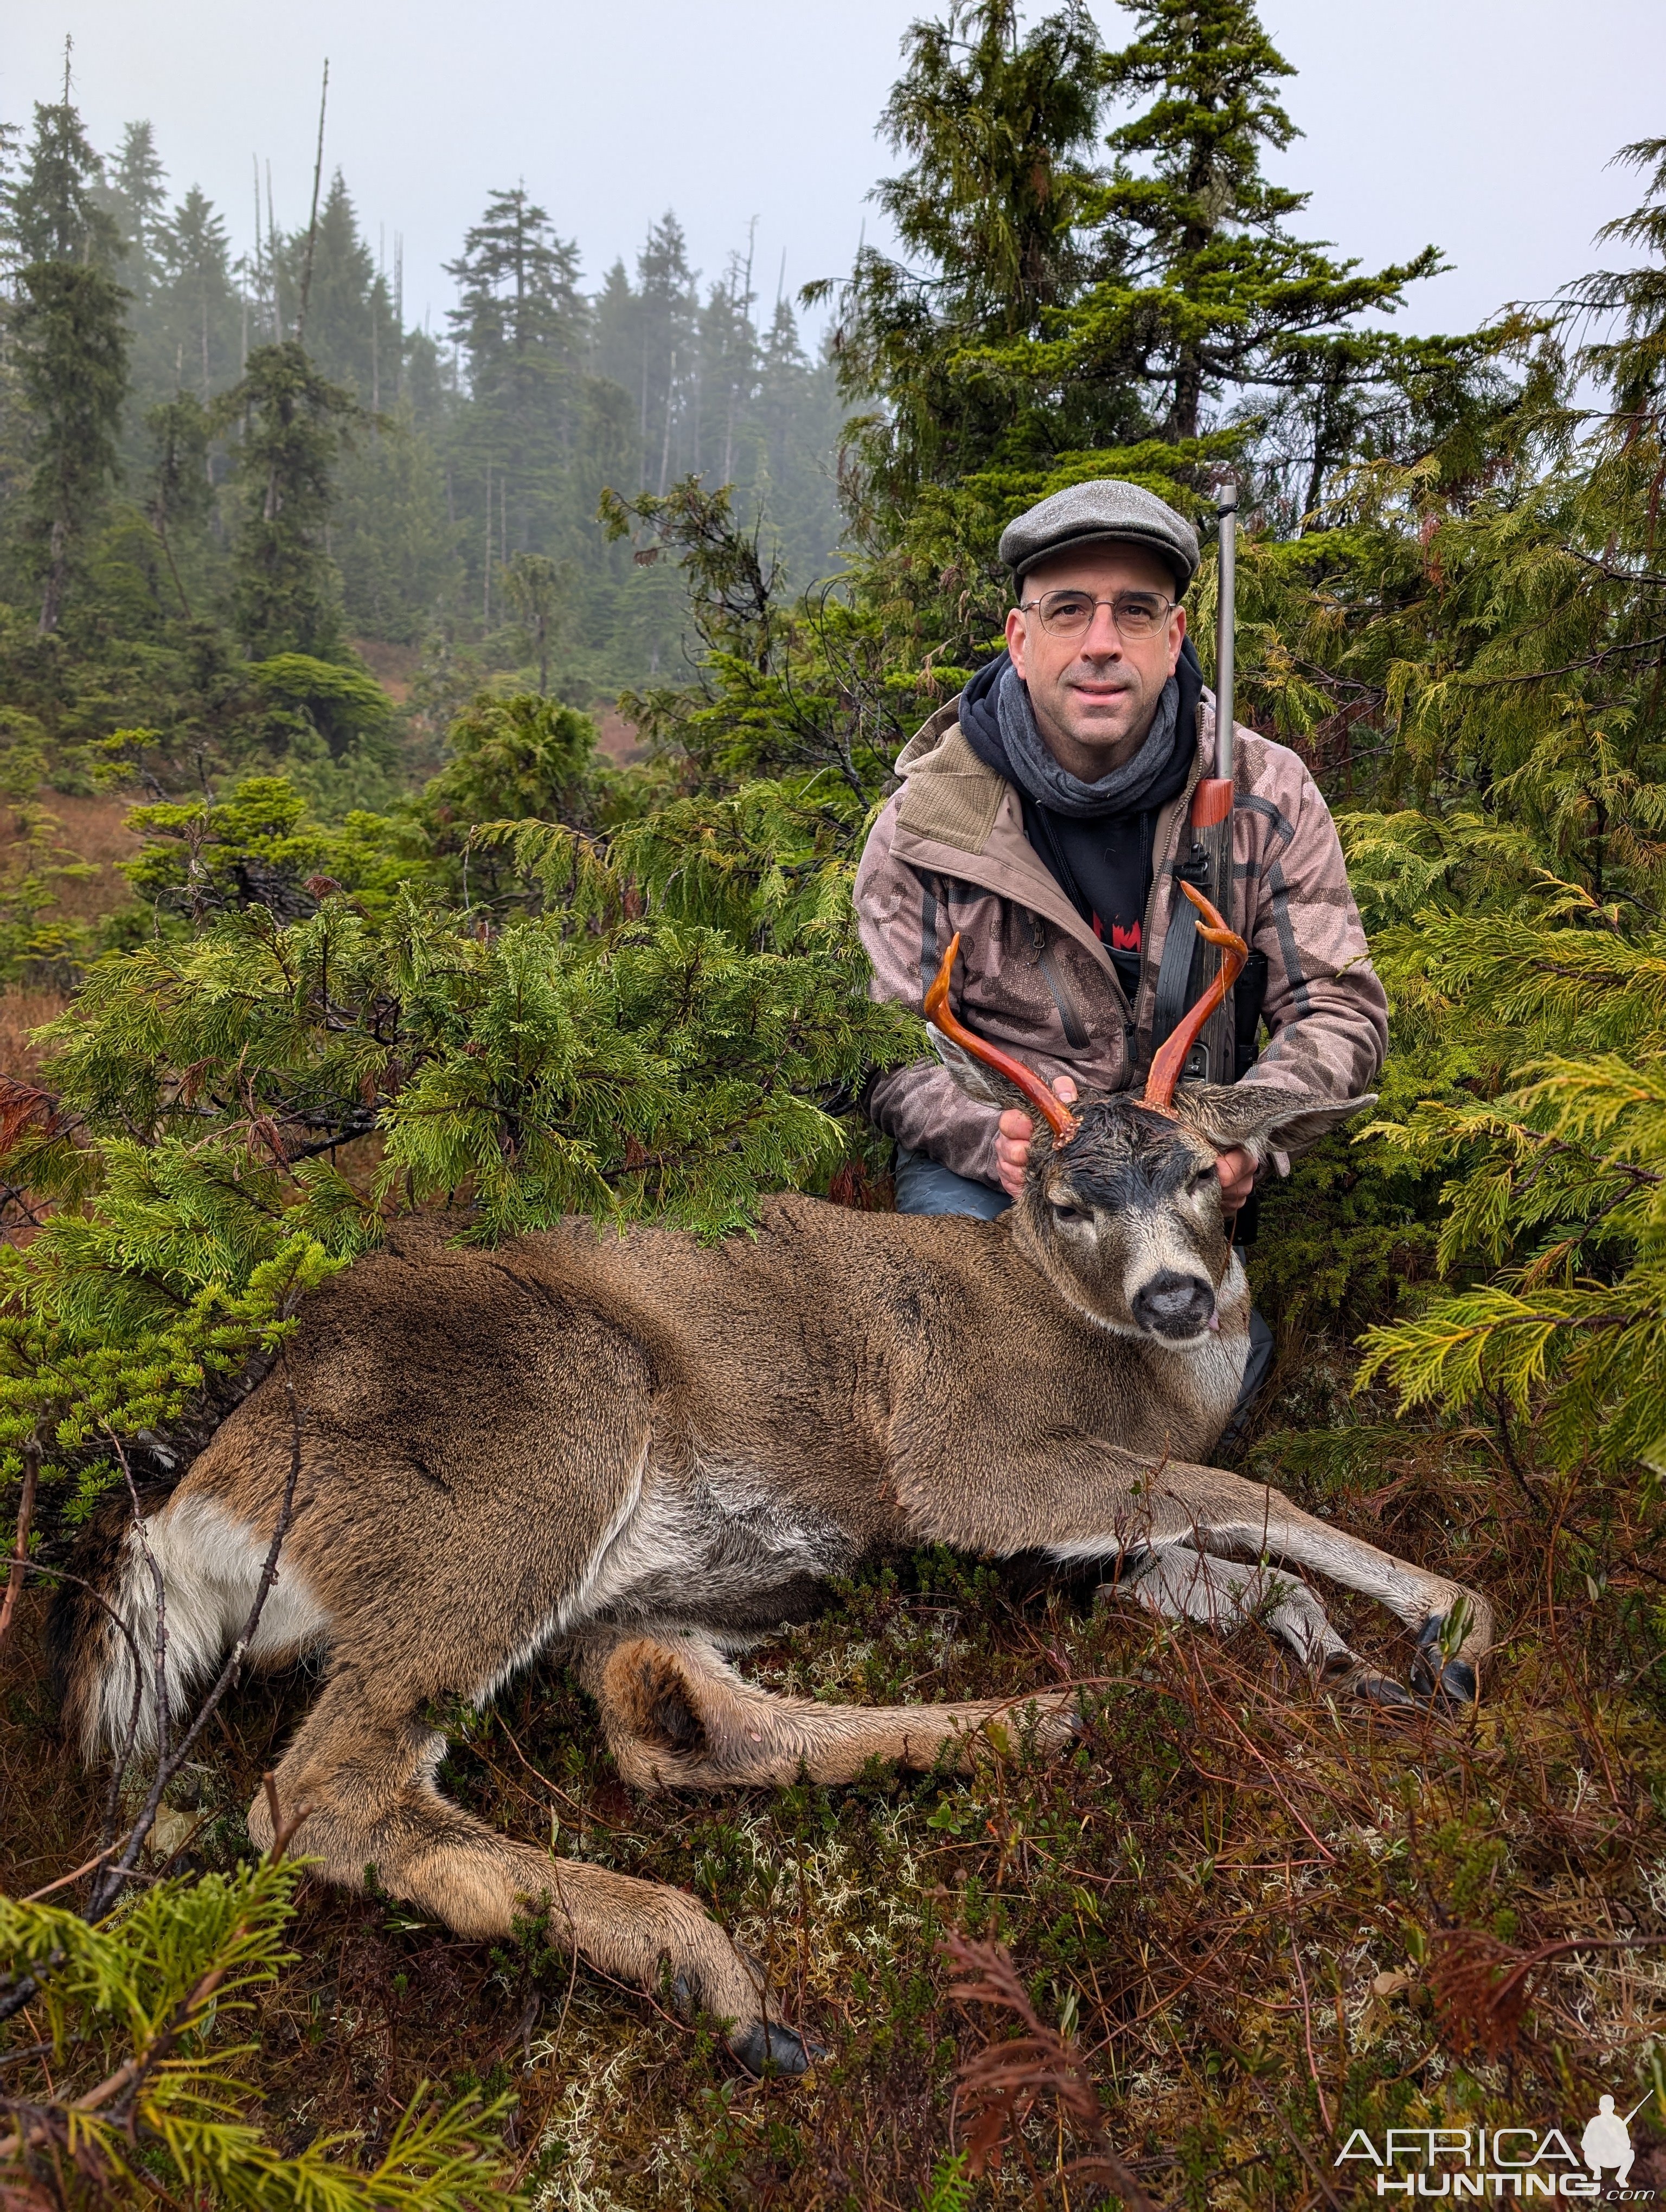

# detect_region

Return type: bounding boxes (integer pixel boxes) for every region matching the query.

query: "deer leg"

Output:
[1108,1543,1355,1668]
[1133,1465,1492,1702]
[584,1632,1079,1791]
[248,1671,813,2076]
[1103,1543,1423,1708]
[927,1446,1491,1701]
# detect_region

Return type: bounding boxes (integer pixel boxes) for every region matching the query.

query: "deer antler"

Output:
[1142,883,1248,1114]
[926,933,1081,1144]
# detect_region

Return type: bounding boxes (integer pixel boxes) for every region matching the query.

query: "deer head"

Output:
[924,897,1374,1346]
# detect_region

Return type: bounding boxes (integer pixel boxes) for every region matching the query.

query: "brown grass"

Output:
[595,706,644,764]
[0,789,137,1082]
[353,637,419,705]
[0,987,71,1080]
[12,789,141,924]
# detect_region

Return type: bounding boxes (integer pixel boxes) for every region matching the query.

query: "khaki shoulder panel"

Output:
[894,722,1008,856]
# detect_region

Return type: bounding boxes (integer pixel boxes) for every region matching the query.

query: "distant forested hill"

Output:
[2,108,847,697]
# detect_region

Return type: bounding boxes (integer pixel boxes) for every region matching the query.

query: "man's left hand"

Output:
[1216,1146,1255,1212]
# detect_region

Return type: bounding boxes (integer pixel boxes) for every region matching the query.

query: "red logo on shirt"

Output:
[1110,920,1141,951]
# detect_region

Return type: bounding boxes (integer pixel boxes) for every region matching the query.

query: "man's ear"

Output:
[926,1025,1043,1115]
[1174,1082,1377,1163]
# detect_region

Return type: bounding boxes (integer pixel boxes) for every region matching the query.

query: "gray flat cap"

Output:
[998,479,1200,590]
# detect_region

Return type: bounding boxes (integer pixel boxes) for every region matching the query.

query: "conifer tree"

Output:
[280,169,401,409]
[144,390,212,618]
[9,95,131,634]
[148,185,241,407]
[98,118,166,300]
[636,213,700,497]
[1085,0,1442,450]
[217,340,360,658]
[502,549,566,693]
[446,185,587,564]
[1217,139,1666,1467]
[814,0,1116,520]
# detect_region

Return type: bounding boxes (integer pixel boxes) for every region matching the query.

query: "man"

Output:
[854,479,1387,1401]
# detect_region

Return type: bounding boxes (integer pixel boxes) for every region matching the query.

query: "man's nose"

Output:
[1076,604,1124,658]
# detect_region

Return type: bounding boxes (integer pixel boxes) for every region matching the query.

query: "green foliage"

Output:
[1237,143,1666,1475]
[0,706,97,984]
[246,651,395,769]
[7,97,132,636]
[216,342,361,661]
[0,1849,520,2205]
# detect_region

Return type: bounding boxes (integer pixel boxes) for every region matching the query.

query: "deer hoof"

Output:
[1350,1669,1419,1713]
[1411,1618,1479,1706]
[729,2020,824,2078]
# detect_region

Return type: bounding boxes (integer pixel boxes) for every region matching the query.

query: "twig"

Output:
[20,1846,123,1907]
[1286,1914,1334,2134]
[0,1444,40,1653]
[107,1433,170,1777]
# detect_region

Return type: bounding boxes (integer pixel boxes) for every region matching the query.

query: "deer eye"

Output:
[1050,1198,1092,1225]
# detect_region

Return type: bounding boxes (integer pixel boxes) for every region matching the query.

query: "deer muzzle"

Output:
[1130,1268,1217,1341]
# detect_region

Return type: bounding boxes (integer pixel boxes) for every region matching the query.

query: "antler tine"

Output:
[1142,883,1248,1114]
[926,933,1081,1144]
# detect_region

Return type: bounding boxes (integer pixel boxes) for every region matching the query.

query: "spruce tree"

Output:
[635,213,700,496]
[1062,0,1467,516]
[148,185,241,406]
[144,391,212,618]
[98,118,166,300]
[279,169,401,409]
[217,340,360,658]
[9,96,131,635]
[446,185,588,569]
[813,0,1116,522]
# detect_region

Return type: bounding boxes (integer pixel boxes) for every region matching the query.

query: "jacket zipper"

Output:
[1029,917,1093,1049]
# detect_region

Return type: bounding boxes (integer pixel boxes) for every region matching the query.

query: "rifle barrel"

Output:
[1215,480,1237,779]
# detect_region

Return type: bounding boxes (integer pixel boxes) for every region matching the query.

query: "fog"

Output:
[7,0,1664,340]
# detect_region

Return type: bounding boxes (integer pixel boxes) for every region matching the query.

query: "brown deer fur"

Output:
[55,1073,1492,2076]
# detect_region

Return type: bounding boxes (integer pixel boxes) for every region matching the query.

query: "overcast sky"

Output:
[7,0,1664,345]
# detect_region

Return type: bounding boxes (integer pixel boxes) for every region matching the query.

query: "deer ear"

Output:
[1174,1083,1377,1163]
[925,1024,1040,1114]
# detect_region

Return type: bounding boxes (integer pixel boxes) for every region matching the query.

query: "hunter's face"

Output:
[1005,542,1187,775]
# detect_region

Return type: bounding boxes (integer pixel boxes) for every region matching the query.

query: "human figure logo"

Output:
[1582,2097,1637,2190]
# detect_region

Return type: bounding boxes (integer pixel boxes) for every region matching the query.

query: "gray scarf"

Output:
[993,657,1182,821]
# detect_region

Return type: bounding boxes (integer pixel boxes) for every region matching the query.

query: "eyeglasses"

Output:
[1018,588,1180,639]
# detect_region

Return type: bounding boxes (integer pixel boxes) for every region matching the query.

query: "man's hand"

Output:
[1214,1145,1255,1212]
[995,1077,1078,1200]
[996,1084,1257,1211]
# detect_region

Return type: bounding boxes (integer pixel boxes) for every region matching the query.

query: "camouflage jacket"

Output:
[854,690,1388,1185]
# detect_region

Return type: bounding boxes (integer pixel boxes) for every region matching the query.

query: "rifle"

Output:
[1150,480,1239,1082]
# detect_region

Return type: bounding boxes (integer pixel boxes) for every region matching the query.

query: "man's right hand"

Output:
[994,1075,1079,1199]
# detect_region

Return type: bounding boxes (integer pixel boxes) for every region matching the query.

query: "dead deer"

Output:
[54,887,1491,2077]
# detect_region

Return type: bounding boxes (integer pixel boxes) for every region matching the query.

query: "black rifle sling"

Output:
[1149,838,1216,1077]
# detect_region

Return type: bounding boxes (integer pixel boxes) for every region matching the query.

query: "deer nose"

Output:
[1131,1270,1216,1340]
